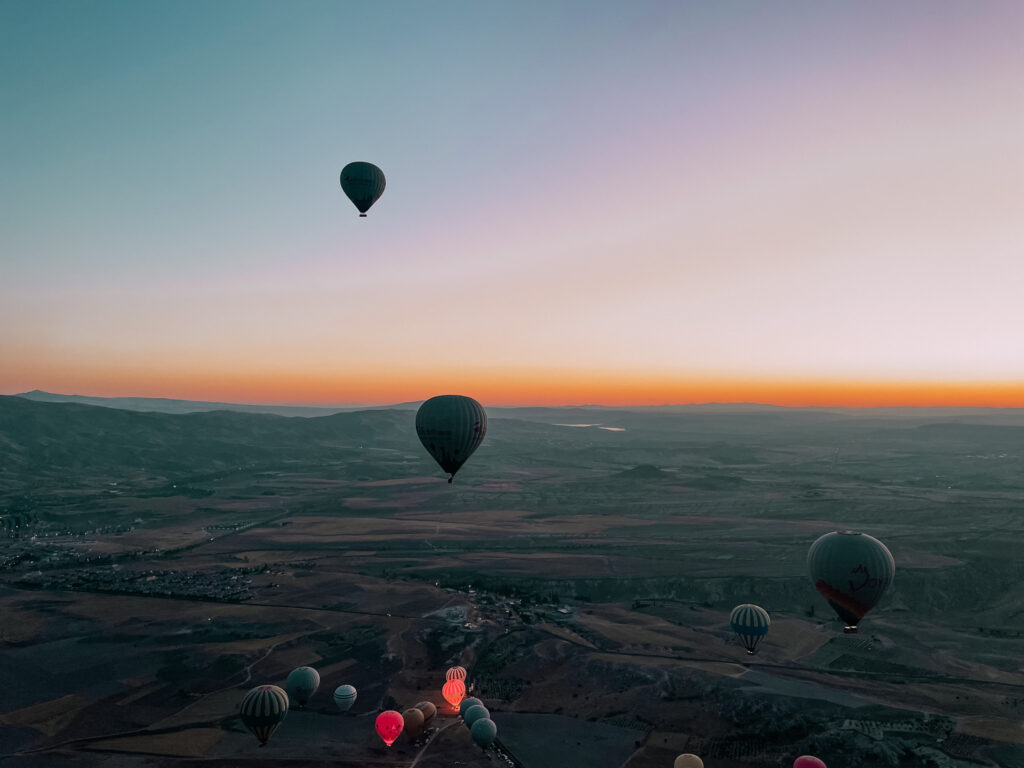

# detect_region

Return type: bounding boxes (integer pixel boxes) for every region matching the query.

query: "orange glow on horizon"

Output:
[7,363,1024,409]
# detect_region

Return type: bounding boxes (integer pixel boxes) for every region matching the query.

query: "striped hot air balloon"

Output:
[446,665,467,682]
[442,678,466,709]
[340,162,385,217]
[808,530,894,633]
[333,684,357,712]
[416,395,487,483]
[239,685,289,746]
[729,603,771,654]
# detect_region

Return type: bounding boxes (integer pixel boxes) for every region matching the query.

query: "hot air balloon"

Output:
[415,700,437,723]
[463,704,490,727]
[416,395,487,483]
[794,757,827,768]
[730,603,771,654]
[442,678,466,709]
[340,161,385,217]
[459,697,484,716]
[808,530,894,633]
[239,685,289,747]
[674,755,704,768]
[285,666,320,707]
[470,717,497,749]
[446,665,467,681]
[375,710,404,747]
[403,707,425,739]
[333,684,357,712]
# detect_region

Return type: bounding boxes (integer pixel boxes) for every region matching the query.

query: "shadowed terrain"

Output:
[2,395,1023,767]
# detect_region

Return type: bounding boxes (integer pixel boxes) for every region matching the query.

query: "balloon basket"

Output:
[843,625,858,634]
[359,214,367,217]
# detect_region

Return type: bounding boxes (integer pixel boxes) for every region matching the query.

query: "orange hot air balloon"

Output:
[446,665,467,682]
[442,679,466,708]
[375,710,404,747]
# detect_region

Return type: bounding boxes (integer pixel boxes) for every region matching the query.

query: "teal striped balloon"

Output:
[333,684,357,712]
[239,685,289,746]
[463,704,490,727]
[340,162,386,216]
[729,603,771,654]
[808,530,894,633]
[285,666,320,707]
[416,395,487,483]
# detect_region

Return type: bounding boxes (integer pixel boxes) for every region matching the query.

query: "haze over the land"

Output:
[3,0,1023,407]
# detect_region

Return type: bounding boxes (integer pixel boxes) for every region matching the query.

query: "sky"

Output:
[2,0,1022,407]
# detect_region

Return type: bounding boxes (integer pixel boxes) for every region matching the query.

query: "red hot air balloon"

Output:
[442,679,466,709]
[375,710,404,747]
[446,665,467,682]
[794,757,827,768]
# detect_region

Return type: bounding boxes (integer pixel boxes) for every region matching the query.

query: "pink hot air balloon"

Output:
[794,757,827,768]
[375,710,404,747]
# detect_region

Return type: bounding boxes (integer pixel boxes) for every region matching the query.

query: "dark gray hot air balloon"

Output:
[415,395,487,483]
[808,530,894,633]
[340,161,385,217]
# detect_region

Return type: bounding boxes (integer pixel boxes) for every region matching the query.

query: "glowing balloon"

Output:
[470,717,497,748]
[403,708,425,739]
[794,757,827,768]
[333,684,357,712]
[375,710,404,747]
[415,700,437,722]
[239,685,289,746]
[730,603,771,654]
[340,161,385,217]
[442,678,466,708]
[463,704,489,727]
[446,665,467,681]
[285,666,320,707]
[416,395,487,483]
[459,697,484,716]
[808,530,894,632]
[674,756,703,768]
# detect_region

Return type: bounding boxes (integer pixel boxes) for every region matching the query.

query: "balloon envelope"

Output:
[730,603,771,654]
[375,710,404,746]
[674,756,704,768]
[794,757,827,768]
[333,684,357,712]
[470,717,497,748]
[442,679,466,708]
[459,697,484,716]
[808,531,894,631]
[285,666,320,707]
[416,395,487,482]
[415,700,437,722]
[340,161,385,216]
[402,708,425,738]
[463,704,490,727]
[446,665,467,681]
[239,685,289,746]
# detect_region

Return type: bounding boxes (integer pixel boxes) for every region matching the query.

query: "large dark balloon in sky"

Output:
[808,530,894,632]
[239,685,289,747]
[340,161,385,217]
[416,395,487,483]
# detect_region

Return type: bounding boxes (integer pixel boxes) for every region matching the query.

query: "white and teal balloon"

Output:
[333,684,357,712]
[729,603,771,654]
